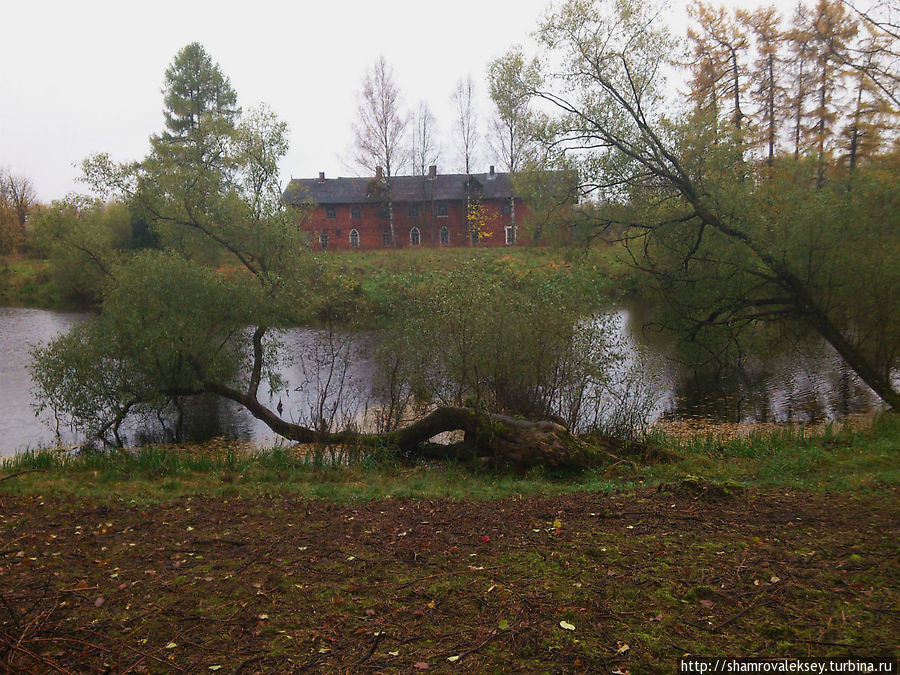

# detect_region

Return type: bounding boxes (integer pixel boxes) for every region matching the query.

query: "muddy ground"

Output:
[1,487,898,673]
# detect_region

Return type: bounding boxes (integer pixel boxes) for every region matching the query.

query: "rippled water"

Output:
[0,306,887,456]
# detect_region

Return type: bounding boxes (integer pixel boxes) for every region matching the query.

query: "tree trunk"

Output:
[377,407,595,469]
[202,380,599,469]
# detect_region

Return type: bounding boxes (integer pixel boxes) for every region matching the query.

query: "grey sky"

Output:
[2,0,791,202]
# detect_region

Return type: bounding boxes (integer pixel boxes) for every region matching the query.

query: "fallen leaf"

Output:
[499,619,510,630]
[553,519,563,529]
[770,576,781,583]
[616,643,630,654]
[94,596,105,608]
[388,650,399,657]
[448,655,461,662]
[414,662,430,670]
[209,667,221,672]
[699,599,714,608]
[165,642,177,650]
[559,620,575,631]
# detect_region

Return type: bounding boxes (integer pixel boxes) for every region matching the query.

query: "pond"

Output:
[0,306,885,456]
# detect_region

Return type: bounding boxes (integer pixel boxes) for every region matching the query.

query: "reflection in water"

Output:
[0,307,87,454]
[665,343,882,423]
[0,306,890,455]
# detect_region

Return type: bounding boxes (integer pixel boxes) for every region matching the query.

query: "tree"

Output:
[686,1,751,136]
[494,0,900,410]
[0,170,36,254]
[353,56,408,248]
[28,197,131,304]
[452,75,480,175]
[32,44,600,469]
[737,5,787,161]
[488,48,544,237]
[411,101,440,177]
[157,42,240,145]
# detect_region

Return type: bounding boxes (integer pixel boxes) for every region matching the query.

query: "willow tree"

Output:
[492,0,900,410]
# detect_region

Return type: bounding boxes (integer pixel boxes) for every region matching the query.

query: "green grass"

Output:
[3,414,897,502]
[0,255,67,307]
[1,245,632,319]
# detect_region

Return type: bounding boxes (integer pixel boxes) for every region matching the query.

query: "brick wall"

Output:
[301,198,528,250]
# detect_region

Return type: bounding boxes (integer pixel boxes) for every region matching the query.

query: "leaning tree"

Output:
[489,0,900,411]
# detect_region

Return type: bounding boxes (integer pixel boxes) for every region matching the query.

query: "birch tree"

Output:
[352,56,409,247]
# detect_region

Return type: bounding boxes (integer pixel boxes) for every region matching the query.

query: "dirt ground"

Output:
[1,487,898,673]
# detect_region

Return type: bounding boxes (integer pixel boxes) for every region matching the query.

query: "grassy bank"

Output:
[0,256,67,308]
[0,244,630,315]
[3,414,897,501]
[1,421,897,672]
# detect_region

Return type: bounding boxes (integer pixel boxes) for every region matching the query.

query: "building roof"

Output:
[284,170,517,206]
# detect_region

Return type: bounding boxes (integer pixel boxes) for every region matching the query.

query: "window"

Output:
[349,229,360,248]
[436,201,448,217]
[350,206,362,219]
[407,203,419,218]
[439,226,449,245]
[320,233,329,249]
[505,226,516,246]
[410,227,421,246]
[500,199,512,216]
[325,206,336,219]
[382,230,391,247]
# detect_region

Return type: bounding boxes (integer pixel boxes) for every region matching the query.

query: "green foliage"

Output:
[373,264,640,432]
[30,44,313,446]
[27,197,132,305]
[158,42,240,143]
[497,0,900,409]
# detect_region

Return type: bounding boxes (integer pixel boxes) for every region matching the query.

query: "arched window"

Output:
[349,229,360,248]
[439,226,450,245]
[410,227,421,246]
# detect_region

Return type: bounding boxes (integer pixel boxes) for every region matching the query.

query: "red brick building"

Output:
[284,166,528,250]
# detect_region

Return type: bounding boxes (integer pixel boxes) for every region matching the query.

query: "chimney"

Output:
[318,171,325,183]
[428,165,437,179]
[375,166,383,180]
[488,165,496,180]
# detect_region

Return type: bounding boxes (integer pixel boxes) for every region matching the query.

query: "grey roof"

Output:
[284,171,517,206]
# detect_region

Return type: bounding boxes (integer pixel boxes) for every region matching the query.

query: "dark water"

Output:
[0,307,887,456]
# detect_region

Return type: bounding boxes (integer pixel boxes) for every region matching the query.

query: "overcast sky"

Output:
[3,0,793,202]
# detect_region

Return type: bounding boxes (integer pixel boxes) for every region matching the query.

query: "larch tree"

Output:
[687,1,751,137]
[738,5,787,161]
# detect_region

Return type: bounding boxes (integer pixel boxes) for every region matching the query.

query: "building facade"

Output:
[284,166,527,250]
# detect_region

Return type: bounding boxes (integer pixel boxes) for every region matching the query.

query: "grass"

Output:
[3,414,897,502]
[2,418,897,672]
[1,244,631,315]
[0,255,65,308]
